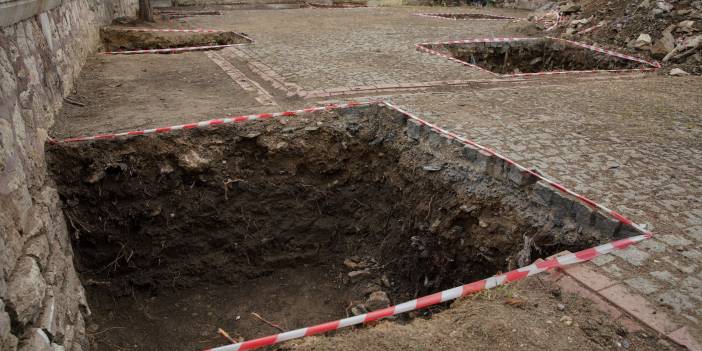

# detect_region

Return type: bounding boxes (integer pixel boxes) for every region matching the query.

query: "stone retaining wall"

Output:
[0,0,137,350]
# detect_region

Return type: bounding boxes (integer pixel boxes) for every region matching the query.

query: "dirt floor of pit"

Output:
[439,40,646,74]
[286,278,682,351]
[87,266,353,350]
[52,53,266,138]
[101,27,249,51]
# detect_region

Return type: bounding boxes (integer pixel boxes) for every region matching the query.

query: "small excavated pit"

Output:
[47,105,633,350]
[423,13,515,20]
[100,27,251,52]
[429,37,649,74]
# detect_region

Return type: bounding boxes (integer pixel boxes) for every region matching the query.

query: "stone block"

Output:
[7,257,46,325]
[531,181,553,206]
[406,119,422,141]
[572,201,594,226]
[507,164,537,187]
[17,328,51,351]
[473,149,495,174]
[593,212,621,237]
[461,144,479,162]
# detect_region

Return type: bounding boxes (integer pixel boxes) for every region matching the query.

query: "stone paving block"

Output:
[686,226,702,242]
[657,234,693,247]
[556,276,622,320]
[611,246,650,267]
[638,238,668,253]
[682,277,702,302]
[590,254,615,267]
[624,277,661,295]
[658,290,695,313]
[682,249,702,261]
[600,284,679,334]
[560,264,617,292]
[601,263,625,278]
[650,270,678,283]
[667,326,702,351]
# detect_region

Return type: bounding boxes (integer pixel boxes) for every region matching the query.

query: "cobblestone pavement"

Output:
[186,6,530,92]
[55,5,702,349]
[379,76,702,346]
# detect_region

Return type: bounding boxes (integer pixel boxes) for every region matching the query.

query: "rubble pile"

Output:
[529,0,702,74]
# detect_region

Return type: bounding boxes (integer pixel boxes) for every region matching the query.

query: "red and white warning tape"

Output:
[47,99,654,351]
[101,44,242,55]
[114,27,226,33]
[199,100,654,351]
[100,28,254,55]
[413,13,518,21]
[47,101,373,144]
[205,235,650,351]
[415,36,660,77]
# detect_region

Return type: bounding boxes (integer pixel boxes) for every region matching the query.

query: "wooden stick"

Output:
[250,312,285,332]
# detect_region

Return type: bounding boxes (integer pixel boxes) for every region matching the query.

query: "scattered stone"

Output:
[557,303,566,311]
[350,304,368,316]
[632,33,653,49]
[560,2,581,14]
[365,291,391,311]
[177,149,209,171]
[348,269,372,282]
[670,68,691,76]
[624,277,661,295]
[7,257,46,325]
[650,270,678,282]
[343,258,363,269]
[656,1,674,12]
[422,164,443,172]
[560,315,573,326]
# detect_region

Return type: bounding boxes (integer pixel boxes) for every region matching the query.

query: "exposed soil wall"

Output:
[0,0,137,350]
[101,27,251,51]
[46,105,633,349]
[438,39,646,73]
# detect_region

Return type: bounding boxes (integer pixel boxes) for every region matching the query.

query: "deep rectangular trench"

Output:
[100,27,251,51]
[47,105,635,350]
[430,38,649,74]
[425,13,515,20]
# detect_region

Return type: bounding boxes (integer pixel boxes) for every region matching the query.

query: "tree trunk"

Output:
[139,0,154,22]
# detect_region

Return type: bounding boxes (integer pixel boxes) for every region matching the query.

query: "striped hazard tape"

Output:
[113,27,227,33]
[47,99,654,351]
[413,12,519,21]
[205,237,651,351]
[201,101,654,351]
[101,44,242,55]
[100,28,254,55]
[415,36,660,77]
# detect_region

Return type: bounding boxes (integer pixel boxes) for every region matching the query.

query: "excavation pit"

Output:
[422,37,655,75]
[418,13,515,20]
[47,105,636,350]
[100,27,251,52]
